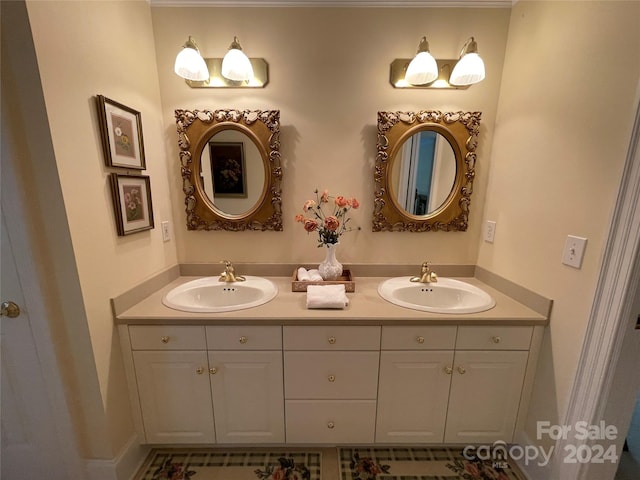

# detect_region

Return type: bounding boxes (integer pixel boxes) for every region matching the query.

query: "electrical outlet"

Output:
[161,221,171,242]
[484,220,497,243]
[562,235,587,269]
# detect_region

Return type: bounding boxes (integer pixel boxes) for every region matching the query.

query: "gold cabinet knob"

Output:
[196,367,204,374]
[327,421,335,429]
[328,336,336,344]
[492,336,501,344]
[161,336,170,344]
[328,375,336,382]
[444,366,453,375]
[239,336,248,344]
[457,366,466,375]
[1,301,21,318]
[210,367,218,375]
[416,336,425,344]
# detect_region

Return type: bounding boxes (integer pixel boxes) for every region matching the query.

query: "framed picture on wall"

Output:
[209,141,247,198]
[96,95,146,170]
[109,173,154,236]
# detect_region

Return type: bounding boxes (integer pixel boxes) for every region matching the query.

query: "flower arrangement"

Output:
[295,189,360,246]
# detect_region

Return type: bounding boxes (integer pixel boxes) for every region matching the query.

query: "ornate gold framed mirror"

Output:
[373,110,481,232]
[175,109,282,231]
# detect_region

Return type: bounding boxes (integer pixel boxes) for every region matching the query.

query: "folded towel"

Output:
[297,267,311,281]
[306,284,349,309]
[307,269,323,281]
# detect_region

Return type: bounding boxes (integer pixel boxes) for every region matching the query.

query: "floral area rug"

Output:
[339,448,524,480]
[134,449,321,480]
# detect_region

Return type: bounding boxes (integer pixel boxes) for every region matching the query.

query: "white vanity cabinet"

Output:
[123,325,284,444]
[376,325,534,444]
[283,326,381,443]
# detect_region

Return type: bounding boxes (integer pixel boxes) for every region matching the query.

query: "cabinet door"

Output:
[133,350,215,444]
[209,351,284,443]
[376,351,454,443]
[444,350,528,443]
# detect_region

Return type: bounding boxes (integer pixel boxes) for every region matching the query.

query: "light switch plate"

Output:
[562,235,587,269]
[161,221,170,242]
[484,220,497,243]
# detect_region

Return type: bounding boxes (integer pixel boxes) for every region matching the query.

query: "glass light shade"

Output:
[174,45,209,81]
[221,48,254,82]
[450,52,485,86]
[405,51,439,85]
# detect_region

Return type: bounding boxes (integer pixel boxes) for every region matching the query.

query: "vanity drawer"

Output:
[283,326,380,350]
[456,326,533,350]
[284,352,379,399]
[285,399,376,443]
[206,326,282,350]
[129,326,206,350]
[381,326,457,350]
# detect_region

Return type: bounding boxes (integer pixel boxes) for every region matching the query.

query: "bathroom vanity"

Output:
[114,268,549,447]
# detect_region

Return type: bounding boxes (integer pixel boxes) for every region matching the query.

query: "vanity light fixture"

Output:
[174,35,269,88]
[390,36,485,90]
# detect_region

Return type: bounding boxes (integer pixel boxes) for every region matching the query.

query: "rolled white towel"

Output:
[307,269,323,281]
[306,284,349,309]
[297,267,311,282]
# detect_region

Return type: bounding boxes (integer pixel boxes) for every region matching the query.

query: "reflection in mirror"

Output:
[175,109,282,231]
[200,129,265,216]
[392,131,456,216]
[373,111,481,232]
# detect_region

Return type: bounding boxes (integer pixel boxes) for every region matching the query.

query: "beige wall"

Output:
[477,0,640,453]
[26,0,178,455]
[151,6,510,266]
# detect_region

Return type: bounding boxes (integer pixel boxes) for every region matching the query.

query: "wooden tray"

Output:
[291,269,355,292]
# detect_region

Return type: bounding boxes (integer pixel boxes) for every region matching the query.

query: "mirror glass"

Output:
[390,130,456,216]
[373,110,482,232]
[175,109,282,231]
[199,129,265,216]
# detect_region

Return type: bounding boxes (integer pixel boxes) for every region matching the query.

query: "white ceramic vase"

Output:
[318,242,343,281]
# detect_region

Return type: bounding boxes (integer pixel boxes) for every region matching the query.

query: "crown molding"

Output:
[149,0,513,7]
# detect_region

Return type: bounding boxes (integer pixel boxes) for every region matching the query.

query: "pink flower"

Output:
[294,214,304,223]
[320,190,329,203]
[351,198,360,209]
[324,216,340,231]
[303,200,316,212]
[335,196,349,208]
[303,219,319,232]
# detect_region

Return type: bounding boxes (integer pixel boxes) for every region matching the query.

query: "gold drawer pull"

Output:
[327,421,335,429]
[196,367,204,374]
[328,375,336,382]
[492,336,501,344]
[444,366,453,375]
[239,336,248,344]
[161,336,170,344]
[416,336,425,344]
[328,336,336,344]
[457,366,466,375]
[210,367,218,375]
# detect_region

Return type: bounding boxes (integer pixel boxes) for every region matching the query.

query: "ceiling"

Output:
[149,0,514,7]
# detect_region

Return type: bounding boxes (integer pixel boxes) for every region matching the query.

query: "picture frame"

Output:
[109,173,154,236]
[96,95,146,170]
[209,141,247,198]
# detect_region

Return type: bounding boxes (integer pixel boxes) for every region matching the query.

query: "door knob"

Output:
[1,301,20,318]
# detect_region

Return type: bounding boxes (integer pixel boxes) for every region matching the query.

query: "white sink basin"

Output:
[378,277,495,314]
[162,276,278,313]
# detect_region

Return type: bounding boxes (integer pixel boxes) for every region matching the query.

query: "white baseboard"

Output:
[512,430,551,480]
[85,435,149,480]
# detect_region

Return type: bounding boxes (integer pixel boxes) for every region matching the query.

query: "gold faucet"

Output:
[219,260,246,283]
[410,261,438,283]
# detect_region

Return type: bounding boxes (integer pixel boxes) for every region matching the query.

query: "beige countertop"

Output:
[115,275,548,326]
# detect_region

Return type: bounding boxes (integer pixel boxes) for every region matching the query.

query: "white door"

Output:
[133,350,215,444]
[445,350,528,443]
[376,350,454,443]
[209,350,284,443]
[1,214,68,478]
